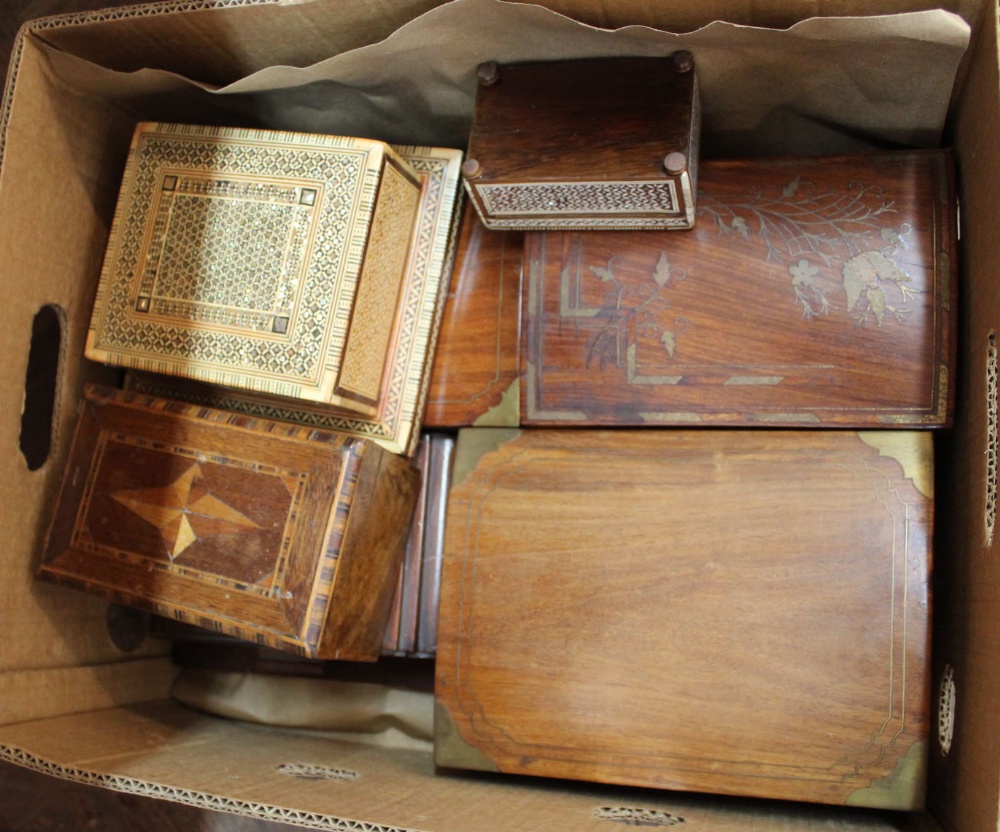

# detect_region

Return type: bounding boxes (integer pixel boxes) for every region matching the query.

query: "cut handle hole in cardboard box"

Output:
[938,664,957,758]
[275,763,359,782]
[986,330,997,546]
[18,304,64,472]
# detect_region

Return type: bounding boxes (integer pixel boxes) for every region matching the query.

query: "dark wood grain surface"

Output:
[423,209,523,427]
[383,436,431,654]
[522,151,957,427]
[436,428,932,808]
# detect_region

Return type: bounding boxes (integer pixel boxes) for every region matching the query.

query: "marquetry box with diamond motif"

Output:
[461,55,700,231]
[38,385,419,661]
[522,151,957,427]
[85,123,425,418]
[435,428,932,808]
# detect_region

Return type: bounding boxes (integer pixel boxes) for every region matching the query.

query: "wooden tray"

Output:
[436,428,932,808]
[122,144,463,455]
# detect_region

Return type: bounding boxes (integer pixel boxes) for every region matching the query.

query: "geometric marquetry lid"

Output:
[39,385,418,660]
[85,123,423,416]
[120,144,464,457]
[523,151,957,428]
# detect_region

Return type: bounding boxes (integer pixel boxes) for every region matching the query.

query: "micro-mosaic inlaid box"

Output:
[461,55,700,231]
[38,386,419,661]
[85,123,425,418]
[122,144,464,456]
[435,428,932,809]
[522,151,956,427]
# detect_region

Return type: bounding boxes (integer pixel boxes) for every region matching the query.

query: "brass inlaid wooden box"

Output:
[523,151,956,427]
[85,123,424,416]
[436,428,932,808]
[122,144,463,456]
[39,386,418,661]
[462,55,700,231]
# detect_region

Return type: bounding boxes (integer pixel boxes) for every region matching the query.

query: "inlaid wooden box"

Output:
[436,428,932,808]
[39,386,419,661]
[122,144,464,456]
[523,151,956,427]
[382,437,432,655]
[86,123,425,418]
[423,209,523,427]
[413,433,454,656]
[383,432,455,656]
[148,432,454,660]
[462,55,700,231]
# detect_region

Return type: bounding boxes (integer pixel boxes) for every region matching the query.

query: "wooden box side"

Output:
[423,208,523,427]
[333,149,425,414]
[317,443,419,661]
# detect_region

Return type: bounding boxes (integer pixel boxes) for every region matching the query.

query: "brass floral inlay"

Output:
[701,177,918,324]
[562,251,689,372]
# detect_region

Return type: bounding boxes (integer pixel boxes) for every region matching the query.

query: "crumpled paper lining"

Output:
[35,0,969,155]
[172,669,434,752]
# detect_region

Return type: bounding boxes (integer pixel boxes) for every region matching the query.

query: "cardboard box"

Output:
[0,1,994,830]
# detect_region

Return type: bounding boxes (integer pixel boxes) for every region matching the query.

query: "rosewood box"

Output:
[122,144,464,456]
[462,55,700,231]
[423,208,523,427]
[523,151,956,427]
[39,386,419,661]
[436,428,932,808]
[86,123,425,417]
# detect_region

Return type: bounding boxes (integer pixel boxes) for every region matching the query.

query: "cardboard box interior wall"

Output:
[0,0,996,829]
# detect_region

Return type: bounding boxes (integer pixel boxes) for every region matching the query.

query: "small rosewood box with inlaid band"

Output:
[38,386,418,661]
[435,428,932,808]
[523,151,956,428]
[462,55,700,231]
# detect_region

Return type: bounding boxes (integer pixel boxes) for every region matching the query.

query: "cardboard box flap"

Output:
[0,702,944,832]
[22,0,971,153]
[0,33,168,689]
[0,659,175,726]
